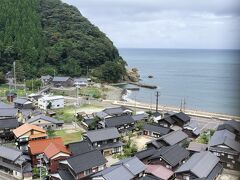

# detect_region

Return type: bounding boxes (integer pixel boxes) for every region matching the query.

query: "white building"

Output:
[38,95,64,110]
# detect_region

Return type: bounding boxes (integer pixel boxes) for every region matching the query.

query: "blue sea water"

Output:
[118,48,240,116]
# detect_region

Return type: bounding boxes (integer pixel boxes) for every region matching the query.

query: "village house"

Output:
[186,142,207,155]
[146,130,188,149]
[67,140,94,156]
[103,114,135,134]
[132,113,149,123]
[28,137,71,173]
[14,98,33,109]
[175,151,223,180]
[41,75,53,85]
[54,149,107,180]
[84,127,124,156]
[26,114,64,130]
[218,120,240,140]
[157,112,190,128]
[74,77,90,87]
[0,146,32,180]
[6,92,17,102]
[13,123,47,152]
[148,144,190,170]
[142,123,171,138]
[0,118,19,141]
[38,95,64,110]
[134,147,158,164]
[208,129,240,170]
[183,121,202,138]
[102,106,133,117]
[92,157,146,180]
[152,111,162,123]
[145,164,174,180]
[52,76,74,87]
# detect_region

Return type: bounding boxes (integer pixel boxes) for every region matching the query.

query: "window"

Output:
[228,155,234,159]
[85,169,92,175]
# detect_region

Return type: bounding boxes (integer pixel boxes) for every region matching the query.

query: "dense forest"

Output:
[0,0,126,83]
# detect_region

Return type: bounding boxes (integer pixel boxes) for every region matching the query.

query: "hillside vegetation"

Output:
[0,0,126,83]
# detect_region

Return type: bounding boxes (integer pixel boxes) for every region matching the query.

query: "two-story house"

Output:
[92,157,145,180]
[104,115,135,134]
[26,114,64,130]
[148,144,190,171]
[142,123,171,138]
[146,130,188,149]
[0,146,32,180]
[55,149,107,180]
[28,137,71,173]
[208,129,240,170]
[85,127,123,156]
[175,151,223,180]
[52,76,74,87]
[157,112,190,128]
[0,118,19,141]
[13,123,47,152]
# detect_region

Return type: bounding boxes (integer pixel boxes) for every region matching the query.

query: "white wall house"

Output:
[38,95,64,110]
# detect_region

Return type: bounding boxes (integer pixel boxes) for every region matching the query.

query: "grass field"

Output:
[48,129,82,144]
[0,84,33,97]
[53,104,103,123]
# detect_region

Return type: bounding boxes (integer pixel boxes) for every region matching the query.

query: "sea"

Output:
[118,48,240,116]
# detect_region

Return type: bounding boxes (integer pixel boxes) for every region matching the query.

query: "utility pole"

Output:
[13,61,16,90]
[76,86,79,106]
[183,97,186,112]
[180,98,183,112]
[155,91,160,112]
[87,66,89,78]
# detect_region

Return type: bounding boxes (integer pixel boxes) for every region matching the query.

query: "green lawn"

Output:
[48,129,82,144]
[0,84,33,97]
[79,86,102,99]
[53,104,103,123]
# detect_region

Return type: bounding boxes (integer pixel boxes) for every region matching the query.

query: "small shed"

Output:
[6,92,17,102]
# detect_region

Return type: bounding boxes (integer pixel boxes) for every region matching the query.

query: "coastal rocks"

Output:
[124,67,140,82]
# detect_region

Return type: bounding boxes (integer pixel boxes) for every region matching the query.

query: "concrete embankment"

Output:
[109,100,240,121]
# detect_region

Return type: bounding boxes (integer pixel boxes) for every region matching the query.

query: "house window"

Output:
[228,155,234,159]
[183,175,190,180]
[213,152,220,156]
[85,169,92,175]
[113,139,117,142]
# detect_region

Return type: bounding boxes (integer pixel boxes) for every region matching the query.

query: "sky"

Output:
[62,0,240,49]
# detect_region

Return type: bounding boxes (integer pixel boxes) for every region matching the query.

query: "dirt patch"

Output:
[132,135,155,150]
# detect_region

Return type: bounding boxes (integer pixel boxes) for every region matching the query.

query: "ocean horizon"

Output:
[118,48,240,116]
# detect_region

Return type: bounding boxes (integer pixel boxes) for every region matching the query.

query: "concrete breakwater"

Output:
[129,82,157,89]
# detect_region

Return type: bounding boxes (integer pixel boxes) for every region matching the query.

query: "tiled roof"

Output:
[67,140,93,155]
[209,129,240,152]
[29,133,47,140]
[27,114,64,124]
[0,146,22,161]
[143,123,171,135]
[29,137,70,158]
[66,149,107,174]
[161,130,188,145]
[146,164,174,180]
[0,118,19,130]
[175,151,221,179]
[103,106,132,116]
[13,123,46,138]
[149,145,189,167]
[86,127,120,142]
[105,115,135,127]
[52,76,71,82]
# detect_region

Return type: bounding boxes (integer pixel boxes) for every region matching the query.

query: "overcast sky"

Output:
[62,0,240,49]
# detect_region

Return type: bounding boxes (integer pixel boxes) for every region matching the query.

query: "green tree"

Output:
[25,79,41,91]
[0,71,6,84]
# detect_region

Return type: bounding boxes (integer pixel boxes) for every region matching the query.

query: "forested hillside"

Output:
[0,0,126,83]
